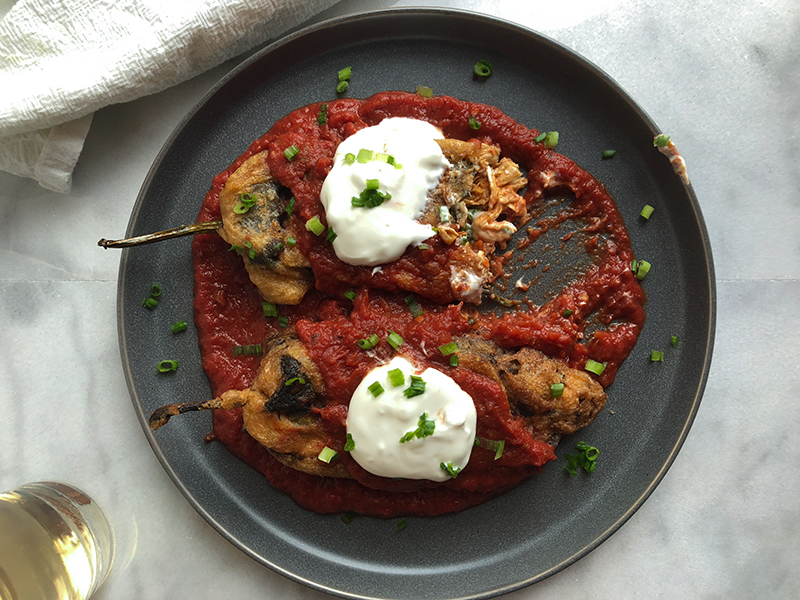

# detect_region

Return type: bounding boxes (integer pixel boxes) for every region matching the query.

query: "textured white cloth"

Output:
[0,0,341,192]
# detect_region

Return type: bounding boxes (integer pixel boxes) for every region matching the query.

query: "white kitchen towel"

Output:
[0,0,341,193]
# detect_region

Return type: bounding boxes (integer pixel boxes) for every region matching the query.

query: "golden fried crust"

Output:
[217,151,314,305]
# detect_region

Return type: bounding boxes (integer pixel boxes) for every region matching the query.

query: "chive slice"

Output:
[368,381,384,397]
[416,85,433,98]
[418,243,430,250]
[438,342,458,356]
[366,178,380,190]
[318,446,338,463]
[654,134,671,147]
[317,104,328,125]
[262,302,277,317]
[356,148,373,163]
[338,66,352,81]
[671,335,679,347]
[232,344,262,356]
[285,196,296,216]
[473,59,493,78]
[286,236,296,247]
[634,260,651,280]
[475,437,505,459]
[640,204,655,219]
[326,227,337,242]
[150,284,162,297]
[387,331,403,350]
[562,309,574,318]
[344,290,356,301]
[534,131,547,143]
[565,441,600,475]
[305,216,325,236]
[283,145,299,161]
[357,333,380,350]
[344,153,356,165]
[336,80,349,94]
[157,360,178,373]
[469,116,481,130]
[344,433,356,452]
[651,350,664,362]
[171,321,188,333]
[142,297,158,310]
[277,316,289,328]
[285,377,305,386]
[233,192,258,214]
[388,368,405,387]
[602,149,617,159]
[440,462,462,478]
[543,131,559,149]
[396,519,408,532]
[449,355,459,367]
[400,413,435,443]
[341,511,357,524]
[585,359,606,375]
[403,375,426,398]
[550,382,565,397]
[404,295,424,318]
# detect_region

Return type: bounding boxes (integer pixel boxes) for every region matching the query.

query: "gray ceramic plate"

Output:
[118,8,715,600]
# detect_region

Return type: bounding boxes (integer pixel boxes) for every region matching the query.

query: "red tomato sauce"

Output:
[192,92,645,517]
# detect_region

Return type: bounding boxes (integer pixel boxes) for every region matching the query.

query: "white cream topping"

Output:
[346,356,477,481]
[320,118,449,266]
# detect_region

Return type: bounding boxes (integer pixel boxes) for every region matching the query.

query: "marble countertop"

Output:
[1,0,798,598]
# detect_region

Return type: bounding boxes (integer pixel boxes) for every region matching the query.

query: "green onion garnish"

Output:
[534,131,547,143]
[387,331,403,350]
[356,148,373,163]
[233,192,258,214]
[150,284,162,297]
[416,85,433,98]
[244,241,256,260]
[671,335,679,347]
[262,302,277,317]
[651,350,664,362]
[357,333,380,350]
[403,375,426,398]
[232,344,262,356]
[388,368,405,387]
[550,382,565,397]
[473,59,493,78]
[368,381,385,397]
[285,377,305,386]
[318,446,338,463]
[344,153,356,165]
[404,295,424,318]
[418,243,430,250]
[142,297,158,310]
[344,290,356,301]
[336,80,349,94]
[634,260,651,280]
[449,355,459,367]
[543,131,559,149]
[341,511,357,524]
[283,145,299,161]
[438,342,458,356]
[562,309,574,317]
[285,196,296,216]
[366,178,379,190]
[640,204,655,219]
[474,438,505,460]
[654,134,671,147]
[352,186,392,208]
[171,321,187,333]
[585,359,606,375]
[396,519,408,532]
[305,216,325,236]
[400,412,435,443]
[565,441,599,476]
[286,236,296,247]
[469,116,481,130]
[602,149,617,159]
[277,316,289,328]
[440,462,462,478]
[317,104,328,125]
[344,433,356,452]
[326,227,337,242]
[157,360,178,373]
[338,66,352,81]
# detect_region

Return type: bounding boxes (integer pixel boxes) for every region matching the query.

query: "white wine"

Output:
[0,483,113,600]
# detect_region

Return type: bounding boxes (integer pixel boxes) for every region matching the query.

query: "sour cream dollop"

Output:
[346,356,477,482]
[320,118,449,266]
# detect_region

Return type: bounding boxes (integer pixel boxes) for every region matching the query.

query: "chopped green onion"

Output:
[277,315,290,328]
[341,511,357,524]
[157,360,178,373]
[602,149,617,159]
[232,344,262,356]
[344,153,356,165]
[534,131,547,143]
[562,309,574,318]
[439,206,450,223]
[262,302,278,317]
[317,104,328,125]
[171,321,188,333]
[634,260,651,280]
[344,433,356,452]
[344,290,356,301]
[338,66,352,81]
[368,381,385,397]
[387,368,405,387]
[565,441,599,475]
[244,241,256,260]
[469,116,481,130]
[651,350,664,362]
[585,359,606,375]
[404,295,424,318]
[418,243,430,250]
[396,519,408,532]
[142,297,158,310]
[387,331,403,350]
[400,412,435,443]
[416,85,433,98]
[233,192,258,214]
[357,333,380,350]
[356,148,373,163]
[318,446,338,463]
[366,178,380,190]
[403,375,426,398]
[671,335,679,347]
[449,355,459,367]
[286,236,296,247]
[326,227,337,242]
[550,382,565,397]
[438,342,458,356]
[283,145,300,161]
[285,377,305,386]
[305,216,325,236]
[150,284,162,297]
[352,186,392,208]
[440,462,462,478]
[654,134,671,147]
[640,204,655,219]
[285,196,296,216]
[336,80,349,94]
[473,59,493,78]
[475,437,505,459]
[543,131,559,149]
